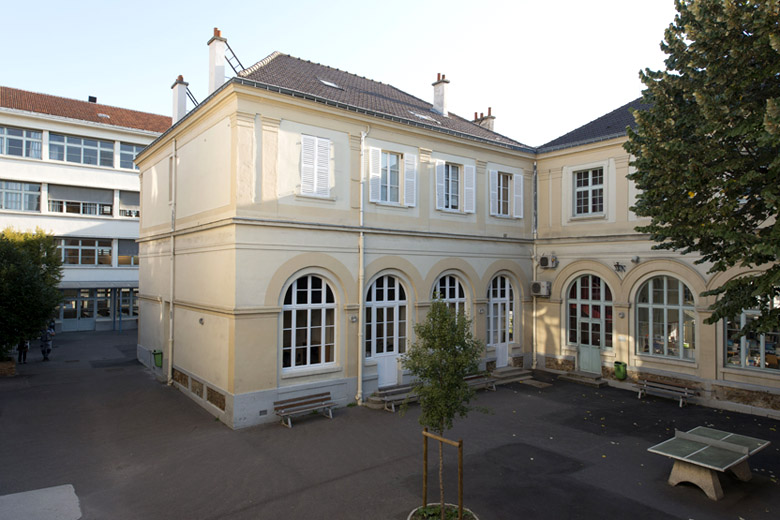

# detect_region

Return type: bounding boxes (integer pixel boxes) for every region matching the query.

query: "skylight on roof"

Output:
[409,111,440,124]
[318,78,342,89]
[98,113,110,119]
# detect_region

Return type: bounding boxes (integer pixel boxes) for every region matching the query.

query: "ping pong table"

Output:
[648,426,771,500]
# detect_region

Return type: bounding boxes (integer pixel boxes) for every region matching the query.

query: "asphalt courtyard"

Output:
[1,330,779,520]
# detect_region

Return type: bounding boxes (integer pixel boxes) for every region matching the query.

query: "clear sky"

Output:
[2,0,677,147]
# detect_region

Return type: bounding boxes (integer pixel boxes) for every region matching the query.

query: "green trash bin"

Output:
[153,350,163,368]
[614,361,627,380]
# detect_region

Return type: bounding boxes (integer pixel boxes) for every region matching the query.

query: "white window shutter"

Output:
[300,135,316,195]
[513,172,523,218]
[435,160,445,210]
[404,154,417,207]
[315,138,330,197]
[464,165,476,213]
[369,147,381,202]
[489,169,498,216]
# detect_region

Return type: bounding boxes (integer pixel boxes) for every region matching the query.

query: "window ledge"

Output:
[490,213,522,220]
[295,193,336,203]
[281,364,341,379]
[373,201,408,210]
[436,209,470,217]
[635,353,697,368]
[721,366,780,378]
[569,214,606,222]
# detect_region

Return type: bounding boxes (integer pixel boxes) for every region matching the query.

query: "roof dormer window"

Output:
[317,78,342,90]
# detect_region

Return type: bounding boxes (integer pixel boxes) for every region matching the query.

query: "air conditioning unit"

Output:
[530,281,551,297]
[538,255,558,269]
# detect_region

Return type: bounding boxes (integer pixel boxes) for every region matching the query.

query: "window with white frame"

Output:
[725,299,779,372]
[47,185,113,216]
[48,200,112,216]
[436,160,475,213]
[49,133,114,167]
[369,147,417,206]
[489,170,523,218]
[118,191,140,218]
[567,275,613,348]
[0,181,40,212]
[117,239,139,266]
[0,126,42,159]
[120,143,145,170]
[56,238,112,266]
[365,275,407,358]
[282,275,336,369]
[574,167,604,216]
[636,276,696,360]
[433,275,467,316]
[300,135,330,197]
[487,275,514,347]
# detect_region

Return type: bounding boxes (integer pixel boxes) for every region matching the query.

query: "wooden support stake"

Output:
[423,427,428,507]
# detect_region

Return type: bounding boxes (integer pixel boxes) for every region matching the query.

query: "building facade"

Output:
[137,33,778,428]
[0,87,170,332]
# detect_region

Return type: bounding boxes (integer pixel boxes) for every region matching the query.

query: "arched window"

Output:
[725,297,779,372]
[365,275,407,358]
[282,275,335,369]
[487,275,514,347]
[636,276,695,360]
[567,275,613,348]
[433,274,466,316]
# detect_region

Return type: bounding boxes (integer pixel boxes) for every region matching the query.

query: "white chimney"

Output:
[208,27,227,95]
[432,73,450,117]
[171,75,188,123]
[473,107,496,132]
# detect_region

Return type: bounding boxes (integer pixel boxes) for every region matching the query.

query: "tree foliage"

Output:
[402,299,484,520]
[625,0,780,334]
[0,228,63,357]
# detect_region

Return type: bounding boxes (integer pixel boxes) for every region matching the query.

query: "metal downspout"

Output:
[532,161,538,370]
[167,139,177,384]
[356,126,369,404]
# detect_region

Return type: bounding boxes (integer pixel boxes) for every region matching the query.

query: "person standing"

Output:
[17,339,29,364]
[40,323,54,361]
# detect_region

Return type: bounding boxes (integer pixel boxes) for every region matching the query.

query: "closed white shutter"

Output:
[404,154,417,207]
[489,170,498,216]
[315,138,330,197]
[464,164,476,213]
[513,172,523,218]
[369,147,381,202]
[300,135,316,195]
[435,160,445,210]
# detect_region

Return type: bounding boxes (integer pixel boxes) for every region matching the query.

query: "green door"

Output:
[568,275,613,375]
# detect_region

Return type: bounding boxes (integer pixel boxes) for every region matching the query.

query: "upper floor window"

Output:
[49,200,112,216]
[49,134,114,167]
[369,147,417,206]
[433,275,467,316]
[120,143,144,170]
[300,135,330,198]
[636,276,696,360]
[117,239,139,266]
[574,167,604,216]
[725,300,779,373]
[47,185,113,216]
[282,275,336,369]
[435,160,475,213]
[0,180,40,212]
[118,191,140,218]
[489,170,523,218]
[56,238,112,266]
[0,126,42,159]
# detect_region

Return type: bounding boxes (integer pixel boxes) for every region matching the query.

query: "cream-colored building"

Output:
[137,33,778,428]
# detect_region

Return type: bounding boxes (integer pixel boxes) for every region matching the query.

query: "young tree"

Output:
[0,228,63,357]
[402,299,484,520]
[625,0,780,334]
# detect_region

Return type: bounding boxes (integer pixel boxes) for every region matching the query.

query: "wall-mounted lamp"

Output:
[478,308,485,314]
[618,312,625,319]
[199,318,205,325]
[350,315,358,323]
[631,256,641,264]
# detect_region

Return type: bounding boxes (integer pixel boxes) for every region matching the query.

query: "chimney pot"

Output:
[488,107,492,116]
[474,112,478,120]
[480,112,484,118]
[214,27,221,38]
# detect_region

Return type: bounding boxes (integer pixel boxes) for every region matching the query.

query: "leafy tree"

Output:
[0,228,63,358]
[625,0,780,334]
[402,299,484,520]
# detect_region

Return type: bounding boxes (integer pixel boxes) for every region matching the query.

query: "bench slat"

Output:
[273,392,335,428]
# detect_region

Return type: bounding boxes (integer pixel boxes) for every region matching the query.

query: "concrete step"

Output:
[557,371,608,388]
[491,367,533,385]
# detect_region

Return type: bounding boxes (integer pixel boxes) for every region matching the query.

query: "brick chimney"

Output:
[208,27,227,95]
[432,73,450,117]
[473,107,496,132]
[171,75,189,123]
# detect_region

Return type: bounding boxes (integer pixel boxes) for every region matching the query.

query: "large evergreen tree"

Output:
[0,228,63,357]
[625,0,780,334]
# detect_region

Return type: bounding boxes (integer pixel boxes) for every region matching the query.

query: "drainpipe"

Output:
[532,161,538,370]
[167,139,177,384]
[356,126,369,404]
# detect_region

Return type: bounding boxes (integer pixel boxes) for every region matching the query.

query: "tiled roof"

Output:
[539,97,650,152]
[0,87,171,133]
[238,53,529,150]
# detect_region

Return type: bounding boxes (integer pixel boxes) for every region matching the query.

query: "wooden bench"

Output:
[464,373,497,392]
[273,392,335,428]
[636,379,696,408]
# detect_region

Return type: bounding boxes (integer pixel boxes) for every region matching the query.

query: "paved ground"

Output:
[1,330,779,519]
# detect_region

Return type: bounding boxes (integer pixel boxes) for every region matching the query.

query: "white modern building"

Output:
[0,87,170,331]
